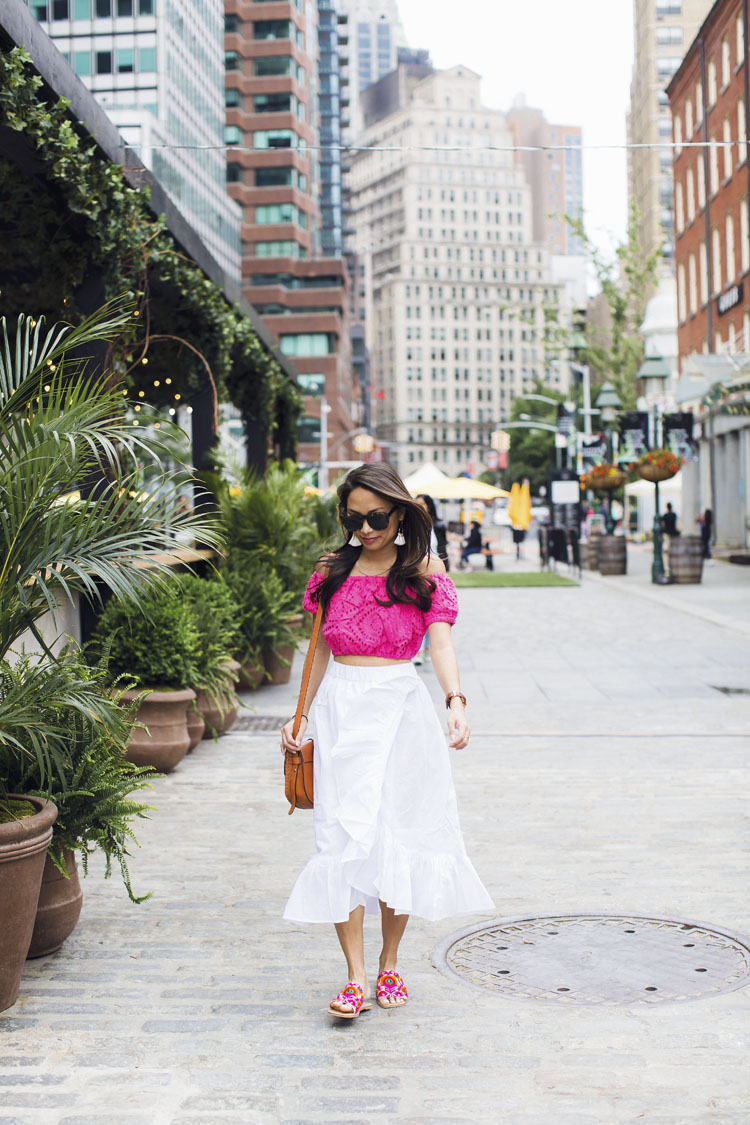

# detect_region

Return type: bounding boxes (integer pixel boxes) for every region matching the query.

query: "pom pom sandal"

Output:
[327,982,372,1019]
[376,970,409,1008]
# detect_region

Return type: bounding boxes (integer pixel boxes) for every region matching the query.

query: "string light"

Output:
[169,407,176,415]
[153,379,160,387]
[186,406,193,414]
[141,357,148,365]
[174,393,181,400]
[138,390,145,397]
[165,378,172,384]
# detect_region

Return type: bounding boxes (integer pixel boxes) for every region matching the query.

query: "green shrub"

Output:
[93,584,201,689]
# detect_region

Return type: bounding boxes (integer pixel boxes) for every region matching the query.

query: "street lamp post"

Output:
[650,404,667,585]
[595,382,622,535]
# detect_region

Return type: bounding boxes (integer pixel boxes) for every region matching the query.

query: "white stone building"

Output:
[349,64,569,476]
[27,0,241,280]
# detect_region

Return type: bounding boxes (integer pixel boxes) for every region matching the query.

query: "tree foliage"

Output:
[566,199,662,410]
[505,386,567,495]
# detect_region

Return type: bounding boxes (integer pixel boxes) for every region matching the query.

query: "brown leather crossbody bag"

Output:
[284,591,324,814]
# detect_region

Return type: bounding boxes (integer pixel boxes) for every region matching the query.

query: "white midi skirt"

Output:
[283,661,495,925]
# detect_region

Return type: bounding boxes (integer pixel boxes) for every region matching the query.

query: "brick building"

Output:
[224,1,358,468]
[668,0,750,360]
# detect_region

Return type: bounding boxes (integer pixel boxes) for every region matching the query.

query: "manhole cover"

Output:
[232,715,288,732]
[712,685,750,696]
[432,914,750,1005]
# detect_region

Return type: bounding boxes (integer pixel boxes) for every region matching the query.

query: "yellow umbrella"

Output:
[431,476,510,500]
[507,481,521,525]
[515,479,532,531]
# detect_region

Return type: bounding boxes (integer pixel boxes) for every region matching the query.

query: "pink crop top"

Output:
[302,571,459,660]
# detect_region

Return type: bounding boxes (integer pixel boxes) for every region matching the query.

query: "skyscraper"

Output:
[506,99,584,256]
[225,0,357,465]
[627,0,714,269]
[350,64,569,477]
[27,0,242,280]
[334,0,406,135]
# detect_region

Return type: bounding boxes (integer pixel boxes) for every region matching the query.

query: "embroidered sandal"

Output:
[376,970,409,1009]
[328,982,372,1019]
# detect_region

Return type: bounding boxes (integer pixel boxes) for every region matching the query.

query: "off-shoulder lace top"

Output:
[302,571,458,659]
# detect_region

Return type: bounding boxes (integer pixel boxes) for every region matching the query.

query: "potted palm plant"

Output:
[0,304,220,1011]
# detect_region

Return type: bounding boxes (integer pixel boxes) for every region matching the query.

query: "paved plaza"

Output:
[2,549,750,1124]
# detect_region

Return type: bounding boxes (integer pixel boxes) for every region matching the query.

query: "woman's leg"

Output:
[377,902,409,1007]
[331,905,368,1012]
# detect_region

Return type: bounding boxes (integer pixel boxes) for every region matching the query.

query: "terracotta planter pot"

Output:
[27,848,83,959]
[0,796,58,1012]
[263,643,296,685]
[637,463,679,483]
[121,688,195,773]
[196,685,238,739]
[236,656,265,690]
[186,703,206,751]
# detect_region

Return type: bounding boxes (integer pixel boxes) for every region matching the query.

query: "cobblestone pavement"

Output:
[2,570,750,1124]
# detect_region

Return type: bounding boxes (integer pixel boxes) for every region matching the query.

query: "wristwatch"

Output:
[445,691,467,710]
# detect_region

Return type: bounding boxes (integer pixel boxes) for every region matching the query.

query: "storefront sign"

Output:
[662,412,695,460]
[618,411,650,463]
[717,282,743,316]
[580,435,607,470]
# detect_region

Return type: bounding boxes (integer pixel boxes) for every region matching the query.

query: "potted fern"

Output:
[0,304,220,1011]
[178,574,242,738]
[2,650,157,958]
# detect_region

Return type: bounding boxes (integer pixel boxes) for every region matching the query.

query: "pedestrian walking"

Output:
[698,508,713,558]
[280,463,494,1020]
[661,502,679,537]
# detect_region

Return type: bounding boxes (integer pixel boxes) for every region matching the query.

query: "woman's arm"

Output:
[428,621,470,750]
[280,635,331,753]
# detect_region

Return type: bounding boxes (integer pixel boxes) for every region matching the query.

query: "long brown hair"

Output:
[313,463,435,613]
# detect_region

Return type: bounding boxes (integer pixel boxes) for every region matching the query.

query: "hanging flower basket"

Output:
[634,449,683,483]
[581,463,627,491]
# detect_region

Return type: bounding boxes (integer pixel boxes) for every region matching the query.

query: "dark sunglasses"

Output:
[340,506,397,532]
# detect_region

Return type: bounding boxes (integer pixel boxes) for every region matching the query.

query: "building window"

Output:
[721,36,731,88]
[699,240,708,304]
[707,57,717,106]
[95,50,112,74]
[224,124,241,145]
[253,19,293,40]
[254,93,292,113]
[255,166,294,187]
[697,156,706,209]
[688,252,697,315]
[255,202,306,227]
[297,373,325,395]
[673,113,682,153]
[138,45,155,70]
[677,262,686,320]
[297,415,321,444]
[686,98,693,137]
[675,180,684,233]
[225,88,241,108]
[656,0,681,12]
[117,0,132,12]
[695,79,703,125]
[73,49,91,75]
[254,129,297,149]
[712,227,722,294]
[709,136,719,195]
[738,98,747,165]
[72,0,89,15]
[52,0,69,17]
[686,167,695,222]
[741,199,750,273]
[656,26,682,45]
[726,213,735,283]
[254,56,291,76]
[139,0,153,11]
[723,118,733,180]
[225,13,240,33]
[279,333,332,356]
[656,56,681,80]
[227,163,242,183]
[253,240,306,258]
[738,12,746,67]
[117,47,134,73]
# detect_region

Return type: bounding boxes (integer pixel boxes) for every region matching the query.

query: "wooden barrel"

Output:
[597,535,627,575]
[668,535,703,583]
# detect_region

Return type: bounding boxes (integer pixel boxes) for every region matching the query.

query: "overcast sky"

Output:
[397,0,635,260]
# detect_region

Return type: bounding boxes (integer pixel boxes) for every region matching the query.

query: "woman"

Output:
[280,463,494,1020]
[417,493,449,571]
[460,520,483,567]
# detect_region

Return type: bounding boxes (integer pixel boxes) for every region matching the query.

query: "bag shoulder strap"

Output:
[292,571,326,739]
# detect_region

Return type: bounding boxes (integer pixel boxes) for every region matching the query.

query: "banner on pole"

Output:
[580,434,607,470]
[618,412,650,463]
[662,412,695,459]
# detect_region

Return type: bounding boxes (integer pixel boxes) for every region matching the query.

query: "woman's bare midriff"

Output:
[334,655,412,666]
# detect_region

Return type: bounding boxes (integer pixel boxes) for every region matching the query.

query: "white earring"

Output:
[394,523,406,547]
[349,533,362,547]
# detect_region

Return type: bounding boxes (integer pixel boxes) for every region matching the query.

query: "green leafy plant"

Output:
[177,573,241,722]
[222,556,300,667]
[2,650,156,902]
[92,584,201,690]
[0,303,221,792]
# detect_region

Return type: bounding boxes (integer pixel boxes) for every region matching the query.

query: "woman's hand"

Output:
[280,714,308,756]
[447,704,470,749]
